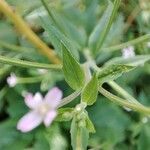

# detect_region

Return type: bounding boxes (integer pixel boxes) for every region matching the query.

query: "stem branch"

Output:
[18,76,43,84]
[99,87,150,115]
[0,55,62,70]
[108,81,142,106]
[102,33,150,52]
[58,90,81,108]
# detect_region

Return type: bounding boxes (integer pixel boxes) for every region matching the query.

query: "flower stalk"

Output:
[102,33,150,52]
[99,87,150,115]
[108,81,142,105]
[0,55,62,70]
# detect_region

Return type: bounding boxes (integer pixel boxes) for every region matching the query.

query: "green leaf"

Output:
[0,21,18,44]
[81,74,98,105]
[87,98,131,149]
[95,0,121,54]
[62,44,85,90]
[98,64,134,84]
[39,16,79,59]
[0,87,7,110]
[137,124,150,150]
[0,119,33,150]
[70,117,89,150]
[40,0,86,48]
[56,108,74,122]
[105,55,150,67]
[44,124,68,150]
[101,14,124,48]
[85,115,96,133]
[88,0,113,52]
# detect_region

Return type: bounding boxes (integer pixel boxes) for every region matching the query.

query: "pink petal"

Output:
[25,92,43,109]
[44,87,62,108]
[17,111,42,132]
[43,110,57,127]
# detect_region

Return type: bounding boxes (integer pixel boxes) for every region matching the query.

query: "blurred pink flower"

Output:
[7,73,18,87]
[17,87,62,132]
[122,46,135,59]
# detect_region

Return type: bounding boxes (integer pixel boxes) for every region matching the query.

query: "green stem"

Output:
[95,0,121,55]
[99,87,150,115]
[0,86,8,100]
[108,81,142,106]
[18,76,43,84]
[0,55,62,70]
[0,40,34,52]
[40,0,55,21]
[102,33,150,52]
[84,48,145,108]
[0,66,11,76]
[58,90,81,108]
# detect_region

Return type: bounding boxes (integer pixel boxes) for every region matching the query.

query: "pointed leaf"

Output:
[85,115,96,133]
[98,64,135,84]
[88,0,113,51]
[39,16,79,59]
[81,74,98,105]
[62,45,85,90]
[70,117,89,150]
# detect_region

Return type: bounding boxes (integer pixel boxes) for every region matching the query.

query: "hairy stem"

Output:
[0,55,62,70]
[18,76,44,84]
[102,33,150,52]
[58,90,81,108]
[99,87,150,115]
[108,81,142,106]
[84,48,144,107]
[0,0,60,64]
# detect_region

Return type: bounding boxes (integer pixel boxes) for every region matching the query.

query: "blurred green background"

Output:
[0,0,150,149]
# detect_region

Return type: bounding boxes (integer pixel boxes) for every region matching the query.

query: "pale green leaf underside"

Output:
[62,44,85,90]
[81,74,98,105]
[70,118,89,150]
[98,64,134,84]
[85,115,96,133]
[88,0,113,51]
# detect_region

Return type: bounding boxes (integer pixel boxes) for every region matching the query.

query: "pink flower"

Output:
[7,73,18,87]
[122,46,135,59]
[17,87,62,132]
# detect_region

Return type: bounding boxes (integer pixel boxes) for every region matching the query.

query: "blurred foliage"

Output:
[0,0,150,149]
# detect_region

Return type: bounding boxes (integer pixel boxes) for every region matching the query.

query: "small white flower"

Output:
[123,106,132,112]
[37,69,48,74]
[147,42,150,48]
[141,11,150,23]
[7,73,18,87]
[122,46,135,59]
[142,117,148,124]
[17,87,63,132]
